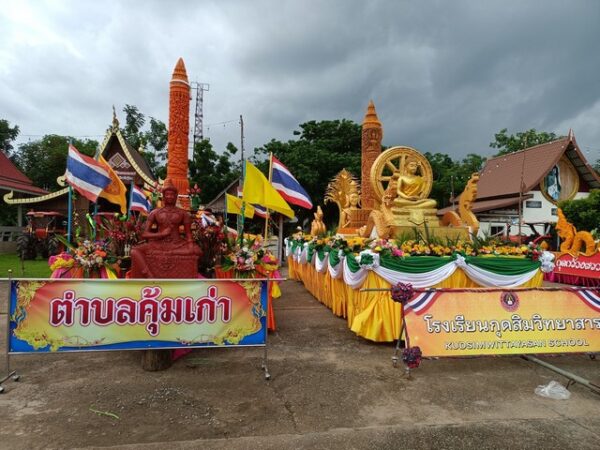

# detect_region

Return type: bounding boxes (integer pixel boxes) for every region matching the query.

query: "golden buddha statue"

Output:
[340,191,360,228]
[394,158,437,209]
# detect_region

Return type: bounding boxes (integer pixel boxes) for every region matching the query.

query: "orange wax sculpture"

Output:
[166,58,191,209]
[361,100,383,209]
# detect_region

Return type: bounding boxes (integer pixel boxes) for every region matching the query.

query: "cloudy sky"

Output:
[2,0,600,164]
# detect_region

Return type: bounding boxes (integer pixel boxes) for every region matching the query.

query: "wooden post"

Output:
[141,349,173,371]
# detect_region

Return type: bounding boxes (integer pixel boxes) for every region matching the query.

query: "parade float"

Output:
[287,101,554,342]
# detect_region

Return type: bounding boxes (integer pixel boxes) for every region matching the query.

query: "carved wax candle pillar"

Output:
[166,58,191,208]
[361,100,383,209]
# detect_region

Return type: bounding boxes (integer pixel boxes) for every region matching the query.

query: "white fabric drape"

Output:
[303,251,540,289]
[328,255,344,279]
[342,257,370,289]
[314,252,329,273]
[372,263,459,288]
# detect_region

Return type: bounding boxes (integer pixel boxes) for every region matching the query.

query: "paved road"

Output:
[0,278,599,449]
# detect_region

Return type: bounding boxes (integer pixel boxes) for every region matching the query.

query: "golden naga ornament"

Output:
[556,208,597,256]
[441,172,480,235]
[310,206,327,237]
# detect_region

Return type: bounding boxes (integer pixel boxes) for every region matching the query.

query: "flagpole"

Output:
[277,215,284,265]
[239,162,246,246]
[128,181,135,219]
[224,193,228,227]
[238,115,245,244]
[263,153,273,244]
[67,186,73,248]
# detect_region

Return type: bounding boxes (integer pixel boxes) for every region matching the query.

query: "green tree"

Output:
[424,152,457,208]
[253,119,362,225]
[189,139,240,204]
[0,119,20,156]
[120,105,168,177]
[559,189,600,232]
[423,152,486,208]
[121,104,145,151]
[490,128,561,156]
[14,135,98,190]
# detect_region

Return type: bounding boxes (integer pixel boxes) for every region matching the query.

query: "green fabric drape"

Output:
[380,255,456,273]
[464,256,540,275]
[345,254,361,273]
[329,251,341,267]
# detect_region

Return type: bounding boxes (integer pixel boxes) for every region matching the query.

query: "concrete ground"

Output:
[0,276,599,449]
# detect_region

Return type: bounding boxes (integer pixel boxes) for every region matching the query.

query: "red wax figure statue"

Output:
[130,181,201,279]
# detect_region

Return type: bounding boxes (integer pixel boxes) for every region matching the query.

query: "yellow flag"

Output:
[98,156,127,214]
[226,193,255,218]
[242,161,294,218]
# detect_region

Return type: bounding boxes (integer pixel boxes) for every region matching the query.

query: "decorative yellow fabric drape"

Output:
[286,257,543,342]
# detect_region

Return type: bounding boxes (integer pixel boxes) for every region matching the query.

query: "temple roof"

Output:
[3,117,156,205]
[476,135,600,200]
[0,151,48,196]
[438,132,600,216]
[98,126,156,187]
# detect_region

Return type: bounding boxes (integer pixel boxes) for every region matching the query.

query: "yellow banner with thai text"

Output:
[404,288,600,357]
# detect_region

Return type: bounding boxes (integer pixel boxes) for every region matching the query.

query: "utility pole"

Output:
[191,82,210,159]
[517,137,528,242]
[237,115,245,237]
[240,114,245,166]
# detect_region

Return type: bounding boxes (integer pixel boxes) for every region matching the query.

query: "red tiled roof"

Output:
[476,138,569,199]
[0,151,48,195]
[476,136,600,200]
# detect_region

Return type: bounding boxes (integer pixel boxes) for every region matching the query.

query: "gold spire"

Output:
[171,57,189,84]
[112,105,119,129]
[363,100,381,126]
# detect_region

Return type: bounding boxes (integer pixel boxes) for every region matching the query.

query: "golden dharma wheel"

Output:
[369,146,433,203]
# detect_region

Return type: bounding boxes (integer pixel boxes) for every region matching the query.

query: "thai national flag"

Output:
[253,204,268,218]
[271,155,313,209]
[237,184,268,219]
[130,185,152,214]
[65,144,111,202]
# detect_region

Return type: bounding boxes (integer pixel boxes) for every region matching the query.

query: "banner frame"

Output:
[5,277,282,381]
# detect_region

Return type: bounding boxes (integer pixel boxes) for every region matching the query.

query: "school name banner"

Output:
[404,288,600,357]
[9,279,267,353]
[554,252,600,279]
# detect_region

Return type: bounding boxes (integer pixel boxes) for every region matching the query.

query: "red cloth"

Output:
[544,272,600,287]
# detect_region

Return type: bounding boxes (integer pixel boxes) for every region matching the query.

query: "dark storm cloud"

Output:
[1,0,600,164]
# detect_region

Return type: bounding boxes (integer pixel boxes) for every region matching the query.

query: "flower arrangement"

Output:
[72,239,112,275]
[287,235,543,260]
[49,238,117,278]
[260,252,279,273]
[230,246,257,272]
[390,282,415,304]
[96,213,144,258]
[188,183,202,211]
[48,252,74,272]
[191,220,227,276]
[402,346,422,369]
[220,234,280,277]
